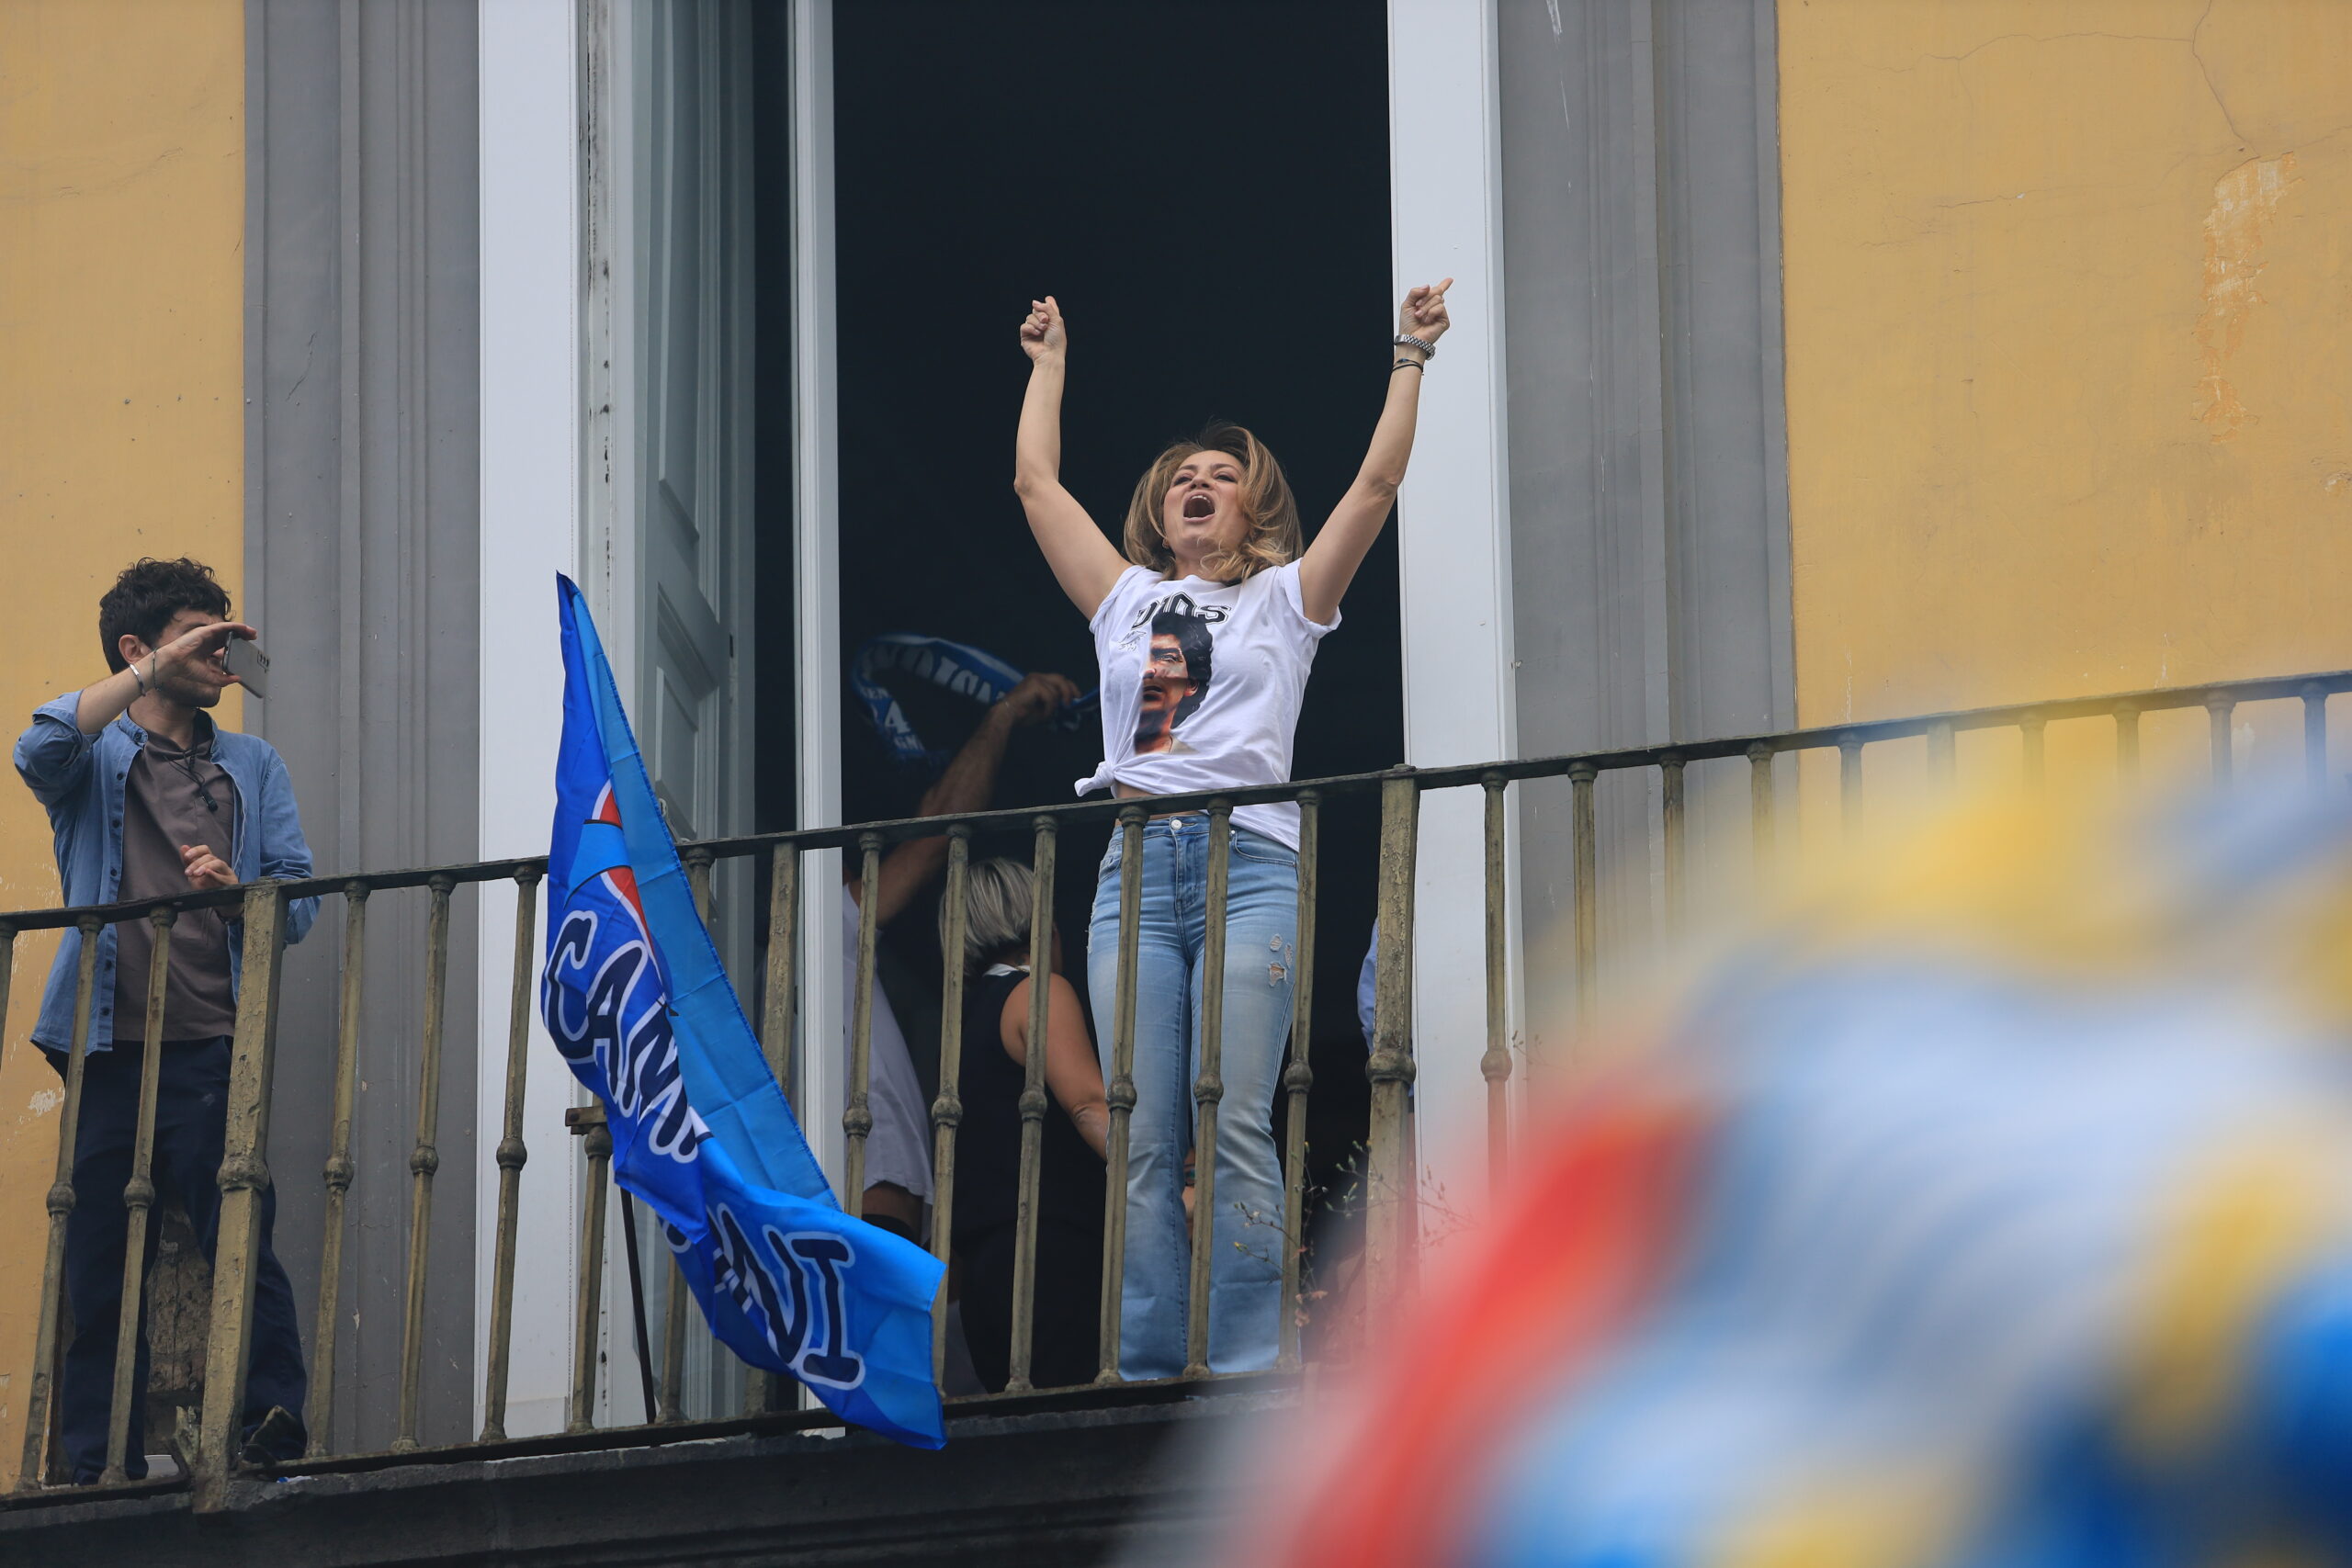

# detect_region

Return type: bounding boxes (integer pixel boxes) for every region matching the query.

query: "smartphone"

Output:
[223,636,271,699]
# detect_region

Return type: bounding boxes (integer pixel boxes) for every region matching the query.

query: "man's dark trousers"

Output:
[44,1036,307,1483]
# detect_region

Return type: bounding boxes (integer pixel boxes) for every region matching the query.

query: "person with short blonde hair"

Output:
[1011,279,1453,1377]
[942,853,1040,976]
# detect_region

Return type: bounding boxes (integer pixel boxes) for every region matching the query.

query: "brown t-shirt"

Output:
[111,719,240,1043]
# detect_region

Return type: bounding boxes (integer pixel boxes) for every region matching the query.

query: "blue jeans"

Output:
[1088,816,1297,1379]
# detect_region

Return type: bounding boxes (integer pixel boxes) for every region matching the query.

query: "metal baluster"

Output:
[566,1109,613,1433]
[1748,744,1776,881]
[1567,761,1598,1031]
[661,849,719,1424]
[1839,734,1863,840]
[194,885,288,1512]
[391,875,454,1453]
[0,925,27,1476]
[1659,756,1687,937]
[1364,772,1419,1320]
[748,842,799,1414]
[101,908,175,1483]
[844,834,882,1212]
[1096,807,1145,1385]
[307,885,368,1456]
[2115,703,2141,788]
[2020,714,2046,796]
[1479,775,1510,1201]
[480,869,541,1443]
[928,829,971,1387]
[2208,695,2236,788]
[812,832,879,1429]
[761,843,800,1110]
[18,916,96,1492]
[2304,684,2328,796]
[1276,793,1318,1372]
[1183,804,1234,1380]
[1006,817,1058,1392]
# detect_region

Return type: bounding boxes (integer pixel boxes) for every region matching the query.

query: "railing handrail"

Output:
[6,660,2343,1500]
[2,666,2343,935]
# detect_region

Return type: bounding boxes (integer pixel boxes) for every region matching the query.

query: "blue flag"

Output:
[540,574,946,1448]
[849,631,1097,773]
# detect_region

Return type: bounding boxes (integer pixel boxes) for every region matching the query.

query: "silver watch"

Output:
[1392,333,1436,360]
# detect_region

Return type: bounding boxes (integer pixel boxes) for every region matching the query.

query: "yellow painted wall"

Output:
[1779,0,2352,800]
[0,0,243,1480]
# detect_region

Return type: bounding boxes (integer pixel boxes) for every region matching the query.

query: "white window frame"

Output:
[476,0,585,1440]
[791,0,846,1198]
[1389,0,1523,1198]
[477,0,846,1433]
[472,1,1518,1424]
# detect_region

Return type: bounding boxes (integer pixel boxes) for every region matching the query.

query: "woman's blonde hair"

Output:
[938,856,1037,976]
[1119,422,1302,582]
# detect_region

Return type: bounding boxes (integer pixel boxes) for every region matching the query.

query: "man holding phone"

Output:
[13,556,317,1483]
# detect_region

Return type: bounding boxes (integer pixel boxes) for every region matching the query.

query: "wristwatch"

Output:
[1393,333,1437,360]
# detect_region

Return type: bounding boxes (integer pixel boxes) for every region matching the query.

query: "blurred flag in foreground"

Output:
[1239,784,2352,1568]
[541,574,945,1447]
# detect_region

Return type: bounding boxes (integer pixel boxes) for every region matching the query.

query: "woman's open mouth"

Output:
[1181,492,1215,521]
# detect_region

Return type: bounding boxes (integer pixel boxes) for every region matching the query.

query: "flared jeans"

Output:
[1087,814,1297,1380]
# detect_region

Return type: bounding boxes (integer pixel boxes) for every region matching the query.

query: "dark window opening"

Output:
[828,0,1399,1306]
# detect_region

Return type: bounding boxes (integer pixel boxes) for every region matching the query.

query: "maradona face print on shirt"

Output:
[1080,563,1337,852]
[1134,601,1218,755]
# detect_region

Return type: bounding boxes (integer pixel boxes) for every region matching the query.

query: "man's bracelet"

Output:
[130,659,150,697]
[1392,358,1426,373]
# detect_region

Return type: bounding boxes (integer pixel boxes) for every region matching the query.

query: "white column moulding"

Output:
[793,0,847,1200]
[582,3,644,689]
[577,0,655,1433]
[1386,0,1521,1208]
[475,0,583,1442]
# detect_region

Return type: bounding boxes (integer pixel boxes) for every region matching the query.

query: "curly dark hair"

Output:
[97,558,232,672]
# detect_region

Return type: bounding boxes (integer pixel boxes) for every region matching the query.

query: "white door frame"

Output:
[478,0,850,1435]
[475,0,585,1441]
[476,4,1513,1423]
[1388,0,1522,1200]
[790,0,846,1196]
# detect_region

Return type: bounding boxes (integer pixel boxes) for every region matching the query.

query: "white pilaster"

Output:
[792,0,846,1198]
[1388,0,1520,1208]
[475,0,582,1440]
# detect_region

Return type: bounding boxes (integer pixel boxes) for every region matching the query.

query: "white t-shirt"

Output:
[1074,560,1339,850]
[841,889,933,1200]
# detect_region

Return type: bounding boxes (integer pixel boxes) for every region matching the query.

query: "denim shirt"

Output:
[14,693,319,1052]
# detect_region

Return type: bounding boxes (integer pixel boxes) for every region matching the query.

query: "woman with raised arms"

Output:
[1012,279,1452,1377]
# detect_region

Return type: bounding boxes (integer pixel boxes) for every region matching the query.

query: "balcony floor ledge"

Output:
[0,1388,1286,1567]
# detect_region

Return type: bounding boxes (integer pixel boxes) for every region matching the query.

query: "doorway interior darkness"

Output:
[826,0,1401,1221]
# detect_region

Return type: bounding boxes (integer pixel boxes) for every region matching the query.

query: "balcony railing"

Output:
[5,668,2346,1510]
